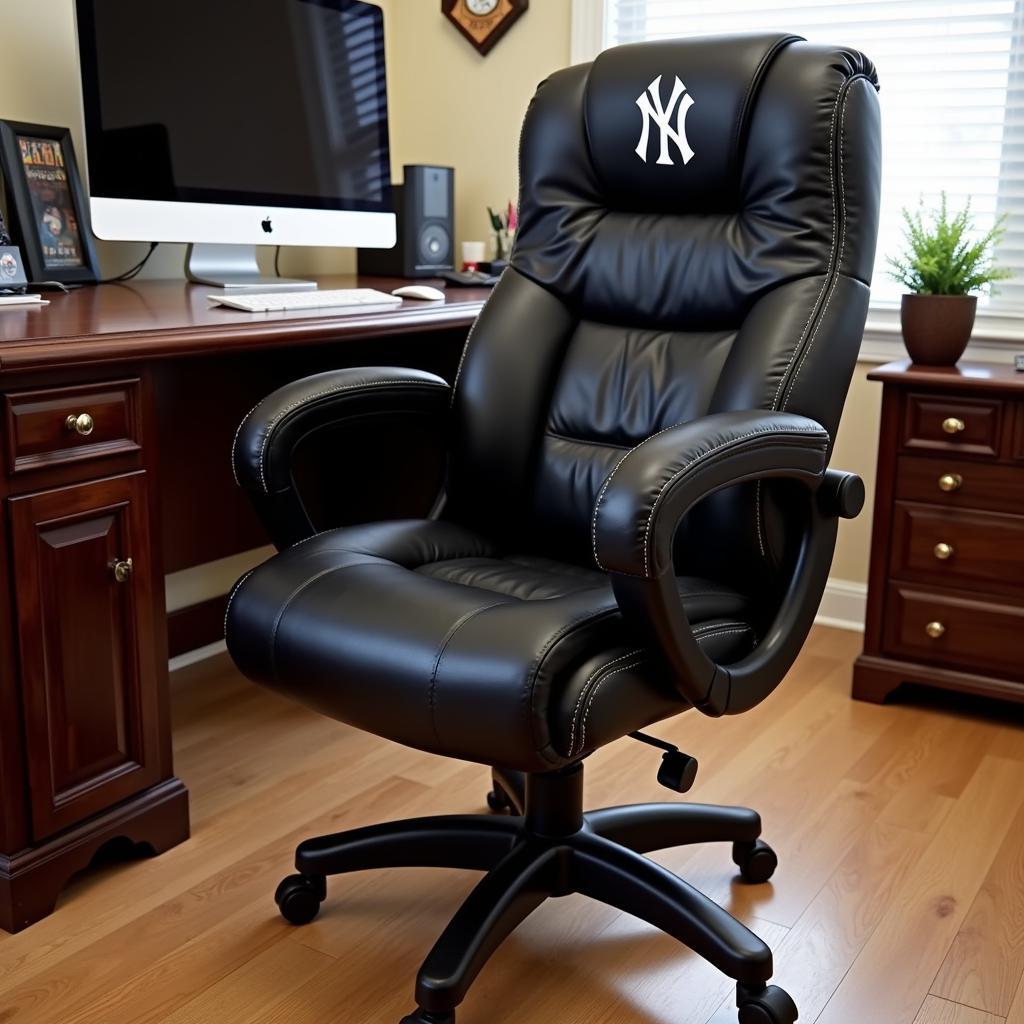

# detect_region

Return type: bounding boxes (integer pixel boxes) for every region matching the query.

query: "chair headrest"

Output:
[584,33,802,212]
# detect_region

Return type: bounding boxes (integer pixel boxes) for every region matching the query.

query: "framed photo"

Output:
[0,121,99,285]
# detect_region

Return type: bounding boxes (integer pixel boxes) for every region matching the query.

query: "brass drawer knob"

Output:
[933,542,955,561]
[938,473,963,492]
[65,412,95,436]
[112,557,133,583]
[925,621,946,639]
[942,416,966,435]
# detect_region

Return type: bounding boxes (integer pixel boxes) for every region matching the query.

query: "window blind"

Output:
[604,0,1024,312]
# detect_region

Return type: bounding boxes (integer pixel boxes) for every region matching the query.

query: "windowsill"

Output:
[860,303,1024,365]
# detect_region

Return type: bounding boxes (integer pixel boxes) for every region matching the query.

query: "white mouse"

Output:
[391,285,445,301]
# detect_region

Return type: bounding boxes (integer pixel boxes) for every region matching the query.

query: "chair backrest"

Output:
[446,34,881,585]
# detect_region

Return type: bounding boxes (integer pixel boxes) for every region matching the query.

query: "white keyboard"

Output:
[208,288,404,313]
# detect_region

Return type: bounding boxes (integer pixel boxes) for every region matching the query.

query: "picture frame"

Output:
[0,121,99,285]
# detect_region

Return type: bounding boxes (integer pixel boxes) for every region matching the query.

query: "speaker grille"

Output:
[418,223,451,267]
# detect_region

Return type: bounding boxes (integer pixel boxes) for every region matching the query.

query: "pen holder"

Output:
[492,230,513,261]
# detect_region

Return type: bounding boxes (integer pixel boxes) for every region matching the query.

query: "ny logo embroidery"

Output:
[634,75,695,166]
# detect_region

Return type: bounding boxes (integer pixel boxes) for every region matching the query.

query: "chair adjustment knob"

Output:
[657,750,699,793]
[629,730,699,793]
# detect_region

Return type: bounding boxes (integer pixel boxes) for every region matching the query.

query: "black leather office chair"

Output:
[227,33,880,1024]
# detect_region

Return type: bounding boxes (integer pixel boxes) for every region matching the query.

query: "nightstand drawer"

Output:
[4,379,141,474]
[902,393,1003,457]
[895,455,1024,514]
[890,502,1024,595]
[884,584,1024,679]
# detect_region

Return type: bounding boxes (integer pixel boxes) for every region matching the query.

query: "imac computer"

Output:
[75,0,396,290]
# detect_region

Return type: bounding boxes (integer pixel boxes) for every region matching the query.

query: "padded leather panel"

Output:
[226,520,754,771]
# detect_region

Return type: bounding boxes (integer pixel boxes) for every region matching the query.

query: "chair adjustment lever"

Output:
[628,731,699,793]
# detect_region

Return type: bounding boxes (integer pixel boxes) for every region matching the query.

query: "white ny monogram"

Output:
[634,75,695,166]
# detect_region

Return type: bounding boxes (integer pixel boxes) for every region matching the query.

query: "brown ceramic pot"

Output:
[900,293,977,366]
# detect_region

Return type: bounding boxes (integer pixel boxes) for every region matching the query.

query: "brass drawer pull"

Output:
[925,621,946,639]
[938,473,963,492]
[112,557,133,583]
[942,416,966,435]
[65,412,95,436]
[933,542,955,561]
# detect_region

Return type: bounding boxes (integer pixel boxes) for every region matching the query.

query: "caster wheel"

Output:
[733,839,778,884]
[486,786,511,813]
[399,1012,454,1024]
[737,985,798,1024]
[274,873,324,925]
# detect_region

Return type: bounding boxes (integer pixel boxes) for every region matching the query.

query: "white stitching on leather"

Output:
[574,623,752,755]
[783,84,853,408]
[769,87,842,414]
[223,568,256,638]
[576,655,646,756]
[231,399,264,486]
[755,483,766,558]
[526,606,620,764]
[242,379,447,495]
[623,425,827,577]
[591,420,688,570]
[450,303,487,407]
[428,600,507,743]
[568,649,643,756]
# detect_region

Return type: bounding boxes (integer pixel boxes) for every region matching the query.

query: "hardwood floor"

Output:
[1,626,1023,1023]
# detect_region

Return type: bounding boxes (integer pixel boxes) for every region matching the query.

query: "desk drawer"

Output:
[895,455,1024,514]
[902,392,1003,457]
[4,379,141,474]
[884,584,1024,680]
[891,501,1024,595]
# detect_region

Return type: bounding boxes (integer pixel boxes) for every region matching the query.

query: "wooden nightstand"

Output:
[854,359,1024,705]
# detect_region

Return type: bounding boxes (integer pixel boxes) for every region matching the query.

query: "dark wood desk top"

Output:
[868,358,1024,392]
[0,276,490,373]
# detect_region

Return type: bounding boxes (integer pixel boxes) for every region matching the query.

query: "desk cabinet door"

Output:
[9,472,162,840]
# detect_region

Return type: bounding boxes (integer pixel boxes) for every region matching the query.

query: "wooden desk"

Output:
[0,276,488,931]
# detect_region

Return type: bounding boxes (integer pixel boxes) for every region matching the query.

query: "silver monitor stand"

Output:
[185,243,316,292]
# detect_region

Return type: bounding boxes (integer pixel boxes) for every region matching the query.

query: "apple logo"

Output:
[261,217,273,234]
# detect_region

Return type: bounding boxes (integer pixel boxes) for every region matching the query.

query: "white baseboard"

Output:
[169,639,227,673]
[815,577,867,632]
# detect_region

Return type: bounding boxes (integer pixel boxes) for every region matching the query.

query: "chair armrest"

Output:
[232,366,450,548]
[592,410,831,577]
[591,410,858,718]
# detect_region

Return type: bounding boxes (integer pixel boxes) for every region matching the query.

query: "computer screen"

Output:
[77,0,391,213]
[75,0,396,276]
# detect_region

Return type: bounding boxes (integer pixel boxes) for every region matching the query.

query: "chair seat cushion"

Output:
[225,520,755,772]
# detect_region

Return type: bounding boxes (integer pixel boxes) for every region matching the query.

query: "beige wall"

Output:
[1,0,876,589]
[383,0,572,251]
[833,364,883,583]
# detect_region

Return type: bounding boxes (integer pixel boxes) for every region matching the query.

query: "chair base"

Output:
[277,763,797,1024]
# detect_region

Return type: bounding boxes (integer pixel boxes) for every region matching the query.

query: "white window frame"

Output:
[569,0,1024,360]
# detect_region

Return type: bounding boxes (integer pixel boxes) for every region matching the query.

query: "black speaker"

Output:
[358,165,454,278]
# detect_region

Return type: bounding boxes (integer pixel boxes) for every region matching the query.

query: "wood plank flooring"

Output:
[1,626,1023,1023]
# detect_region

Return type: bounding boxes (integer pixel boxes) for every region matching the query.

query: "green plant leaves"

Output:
[886,192,1011,296]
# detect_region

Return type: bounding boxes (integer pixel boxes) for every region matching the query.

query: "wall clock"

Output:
[442,0,528,56]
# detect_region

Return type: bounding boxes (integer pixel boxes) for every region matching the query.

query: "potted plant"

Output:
[887,193,1011,365]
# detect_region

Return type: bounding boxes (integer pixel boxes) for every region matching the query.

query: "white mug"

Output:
[462,240,486,270]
